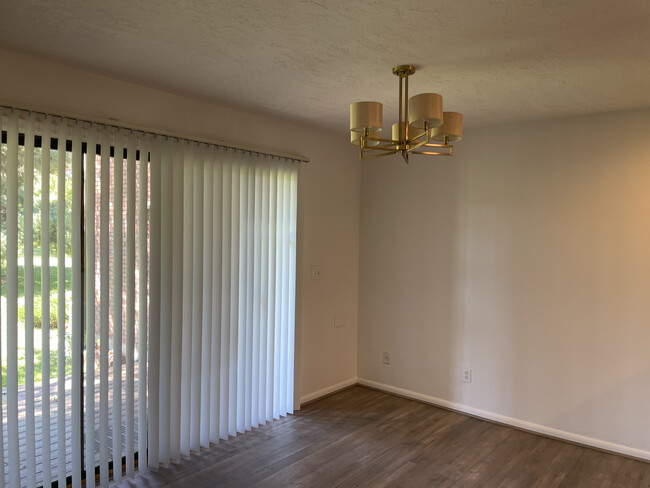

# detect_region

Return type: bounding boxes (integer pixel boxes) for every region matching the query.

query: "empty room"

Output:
[1,1,650,487]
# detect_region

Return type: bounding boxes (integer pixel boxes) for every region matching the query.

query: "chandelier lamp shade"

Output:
[350,65,463,163]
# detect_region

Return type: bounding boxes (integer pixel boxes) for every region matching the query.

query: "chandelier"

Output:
[350,65,463,163]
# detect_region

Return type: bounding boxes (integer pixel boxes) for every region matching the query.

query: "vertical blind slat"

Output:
[229,155,240,437]
[210,153,223,443]
[71,120,83,488]
[40,117,52,487]
[284,164,294,415]
[259,164,270,425]
[219,156,232,440]
[24,113,36,488]
[276,166,285,417]
[236,158,247,434]
[147,137,161,469]
[288,164,298,413]
[190,147,204,452]
[200,154,213,448]
[266,166,277,422]
[251,163,262,428]
[159,138,172,465]
[84,126,97,485]
[112,132,124,483]
[56,120,68,486]
[244,162,254,432]
[280,164,289,416]
[6,110,21,488]
[273,167,283,420]
[276,166,284,417]
[125,133,137,478]
[275,164,282,419]
[99,128,111,487]
[281,166,289,416]
[191,148,203,448]
[180,143,193,455]
[137,135,149,474]
[169,144,184,460]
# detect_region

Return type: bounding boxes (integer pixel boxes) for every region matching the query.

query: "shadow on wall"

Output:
[358,153,463,400]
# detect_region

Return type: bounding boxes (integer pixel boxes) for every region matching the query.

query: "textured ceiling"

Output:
[1,0,650,134]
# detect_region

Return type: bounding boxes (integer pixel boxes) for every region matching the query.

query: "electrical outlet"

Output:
[383,352,390,365]
[462,367,472,383]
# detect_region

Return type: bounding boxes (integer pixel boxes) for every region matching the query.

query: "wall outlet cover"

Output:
[462,367,472,383]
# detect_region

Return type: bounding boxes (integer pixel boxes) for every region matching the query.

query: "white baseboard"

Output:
[299,377,358,405]
[357,378,650,462]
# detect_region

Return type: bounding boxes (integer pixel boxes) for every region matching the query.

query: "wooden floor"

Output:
[116,386,650,488]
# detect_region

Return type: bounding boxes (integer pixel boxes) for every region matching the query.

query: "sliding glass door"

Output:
[1,107,297,488]
[1,115,147,487]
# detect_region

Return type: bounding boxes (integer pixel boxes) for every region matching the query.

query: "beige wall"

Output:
[359,108,650,458]
[0,48,360,404]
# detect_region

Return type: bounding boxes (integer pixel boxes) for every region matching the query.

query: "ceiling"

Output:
[1,0,650,134]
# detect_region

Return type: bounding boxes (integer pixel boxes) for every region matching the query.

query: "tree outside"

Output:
[1,138,73,388]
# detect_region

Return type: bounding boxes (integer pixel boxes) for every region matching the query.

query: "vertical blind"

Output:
[1,107,298,487]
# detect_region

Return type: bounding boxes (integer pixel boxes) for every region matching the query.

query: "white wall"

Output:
[0,48,360,404]
[359,108,650,458]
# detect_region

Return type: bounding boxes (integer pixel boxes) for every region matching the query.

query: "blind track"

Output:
[0,103,309,163]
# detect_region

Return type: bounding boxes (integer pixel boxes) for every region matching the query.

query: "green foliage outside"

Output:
[1,345,72,389]
[1,138,74,389]
[18,289,69,329]
[1,143,74,269]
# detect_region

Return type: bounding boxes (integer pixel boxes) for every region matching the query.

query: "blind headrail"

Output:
[0,103,310,163]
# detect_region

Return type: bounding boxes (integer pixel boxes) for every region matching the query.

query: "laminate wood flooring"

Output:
[115,386,650,487]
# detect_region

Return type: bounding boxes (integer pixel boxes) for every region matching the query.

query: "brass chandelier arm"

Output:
[411,143,454,156]
[360,135,401,146]
[359,149,398,160]
[364,146,402,152]
[421,142,450,147]
[359,134,399,159]
[411,150,453,156]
